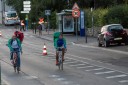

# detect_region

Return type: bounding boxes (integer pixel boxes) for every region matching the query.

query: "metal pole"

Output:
[76,18,78,41]
[1,0,3,24]
[47,15,50,34]
[85,27,87,43]
[0,61,1,85]
[91,8,94,36]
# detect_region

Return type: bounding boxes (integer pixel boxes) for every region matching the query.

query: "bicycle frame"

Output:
[57,48,63,70]
[12,52,20,73]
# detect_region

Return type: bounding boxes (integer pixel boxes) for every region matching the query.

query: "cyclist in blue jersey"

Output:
[54,32,67,65]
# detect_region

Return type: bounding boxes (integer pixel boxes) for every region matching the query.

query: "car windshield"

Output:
[108,25,123,31]
[7,13,17,18]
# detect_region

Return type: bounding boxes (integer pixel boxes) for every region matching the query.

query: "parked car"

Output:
[97,24,128,47]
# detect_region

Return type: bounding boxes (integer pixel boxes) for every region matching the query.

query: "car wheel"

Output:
[104,40,109,47]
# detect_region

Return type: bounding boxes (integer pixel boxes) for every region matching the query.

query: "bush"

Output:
[50,11,57,30]
[104,5,128,28]
[85,8,108,28]
[85,4,128,28]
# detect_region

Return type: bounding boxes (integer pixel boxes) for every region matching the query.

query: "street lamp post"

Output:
[67,0,69,8]
[0,60,2,85]
[91,8,94,36]
[1,0,3,24]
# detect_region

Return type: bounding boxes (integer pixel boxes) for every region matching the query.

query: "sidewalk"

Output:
[28,30,97,46]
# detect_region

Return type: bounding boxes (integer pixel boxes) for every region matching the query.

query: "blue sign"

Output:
[80,11,85,36]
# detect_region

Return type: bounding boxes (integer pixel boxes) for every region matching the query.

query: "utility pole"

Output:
[91,8,94,36]
[1,0,3,24]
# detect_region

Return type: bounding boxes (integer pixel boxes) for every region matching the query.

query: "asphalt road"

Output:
[0,26,128,85]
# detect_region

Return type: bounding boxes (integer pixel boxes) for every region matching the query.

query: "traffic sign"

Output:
[23,1,31,12]
[72,3,80,10]
[45,10,51,16]
[24,5,31,8]
[23,1,31,4]
[21,11,29,13]
[72,9,80,18]
[24,8,31,11]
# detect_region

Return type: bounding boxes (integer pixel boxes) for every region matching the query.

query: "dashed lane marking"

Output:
[24,76,38,79]
[63,61,78,65]
[119,80,128,83]
[56,78,66,81]
[49,75,80,85]
[49,75,60,78]
[106,74,127,79]
[77,66,94,69]
[24,40,128,84]
[95,71,115,75]
[85,68,104,72]
[69,64,85,67]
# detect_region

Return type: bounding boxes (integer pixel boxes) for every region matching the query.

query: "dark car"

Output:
[97,24,128,47]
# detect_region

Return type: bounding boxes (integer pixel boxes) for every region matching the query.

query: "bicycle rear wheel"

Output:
[61,61,63,70]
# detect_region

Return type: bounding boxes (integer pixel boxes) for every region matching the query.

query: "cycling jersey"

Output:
[57,39,64,47]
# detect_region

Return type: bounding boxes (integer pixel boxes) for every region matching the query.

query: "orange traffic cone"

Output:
[43,43,47,55]
[0,31,2,36]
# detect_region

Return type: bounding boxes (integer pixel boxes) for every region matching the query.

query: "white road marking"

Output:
[49,75,60,78]
[85,68,104,72]
[24,40,128,76]
[119,80,128,83]
[62,81,73,84]
[106,74,127,79]
[63,61,78,64]
[57,78,66,81]
[95,71,115,75]
[65,55,128,75]
[25,76,38,79]
[77,66,94,69]
[31,76,38,79]
[70,64,85,67]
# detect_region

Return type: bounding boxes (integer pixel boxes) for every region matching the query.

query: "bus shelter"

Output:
[56,9,78,34]
[56,9,85,36]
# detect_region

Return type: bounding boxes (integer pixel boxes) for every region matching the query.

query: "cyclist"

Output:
[14,31,24,43]
[8,35,22,70]
[54,32,67,65]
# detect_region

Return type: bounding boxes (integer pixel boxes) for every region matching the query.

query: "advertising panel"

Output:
[63,16,74,32]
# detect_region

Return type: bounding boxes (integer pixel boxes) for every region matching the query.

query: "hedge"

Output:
[85,4,128,28]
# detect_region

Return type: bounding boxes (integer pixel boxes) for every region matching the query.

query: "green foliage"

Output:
[93,8,108,26]
[85,4,128,28]
[5,0,128,29]
[84,9,92,28]
[85,8,108,28]
[104,5,128,28]
[5,0,23,16]
[50,11,57,29]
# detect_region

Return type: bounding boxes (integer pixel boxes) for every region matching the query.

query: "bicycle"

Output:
[57,47,63,70]
[12,51,20,73]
